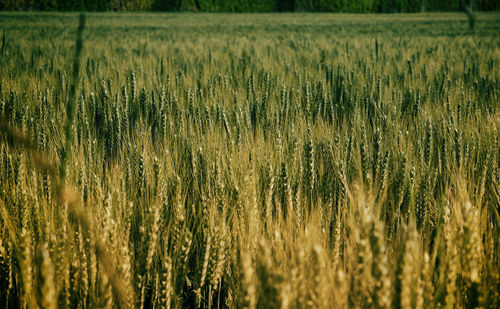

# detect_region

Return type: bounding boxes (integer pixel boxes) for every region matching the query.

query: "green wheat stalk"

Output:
[59,13,86,182]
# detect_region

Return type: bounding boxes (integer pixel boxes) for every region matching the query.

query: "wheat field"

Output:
[0,12,499,308]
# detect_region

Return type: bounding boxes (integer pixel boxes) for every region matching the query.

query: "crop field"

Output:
[0,12,499,308]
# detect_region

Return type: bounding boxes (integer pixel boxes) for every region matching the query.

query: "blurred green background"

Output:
[0,0,498,12]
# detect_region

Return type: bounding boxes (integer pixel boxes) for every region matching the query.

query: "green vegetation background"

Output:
[1,0,499,12]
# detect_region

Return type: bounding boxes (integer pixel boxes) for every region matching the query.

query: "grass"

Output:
[0,11,499,308]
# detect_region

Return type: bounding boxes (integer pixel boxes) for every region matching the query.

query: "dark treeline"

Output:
[0,0,498,12]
